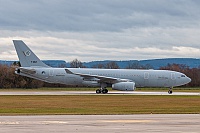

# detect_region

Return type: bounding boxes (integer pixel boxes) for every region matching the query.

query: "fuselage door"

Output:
[170,73,176,86]
[144,72,149,86]
[144,72,149,79]
[171,73,176,80]
[49,70,54,76]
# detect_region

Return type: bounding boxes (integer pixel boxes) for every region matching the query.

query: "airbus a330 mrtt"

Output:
[13,40,191,94]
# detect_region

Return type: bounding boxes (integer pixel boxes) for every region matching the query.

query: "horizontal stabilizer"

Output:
[16,68,36,75]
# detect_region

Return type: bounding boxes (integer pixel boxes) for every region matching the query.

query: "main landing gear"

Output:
[96,83,108,94]
[96,88,108,94]
[168,87,173,94]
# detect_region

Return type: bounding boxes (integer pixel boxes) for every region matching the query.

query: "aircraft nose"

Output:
[187,77,191,83]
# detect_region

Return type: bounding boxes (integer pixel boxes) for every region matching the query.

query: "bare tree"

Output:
[126,61,142,69]
[0,65,43,88]
[92,63,105,69]
[70,59,85,68]
[143,64,153,69]
[58,63,66,68]
[126,61,153,69]
[105,61,119,69]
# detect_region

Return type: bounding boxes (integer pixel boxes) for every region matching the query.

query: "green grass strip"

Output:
[0,95,199,115]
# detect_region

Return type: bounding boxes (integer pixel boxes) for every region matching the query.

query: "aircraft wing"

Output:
[65,69,131,84]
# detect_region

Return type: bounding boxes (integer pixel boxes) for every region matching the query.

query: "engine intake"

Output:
[112,82,135,91]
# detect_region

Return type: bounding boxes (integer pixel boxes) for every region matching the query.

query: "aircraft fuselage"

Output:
[13,40,191,94]
[16,67,191,88]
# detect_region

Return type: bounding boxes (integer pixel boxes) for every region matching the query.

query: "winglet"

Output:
[13,40,50,67]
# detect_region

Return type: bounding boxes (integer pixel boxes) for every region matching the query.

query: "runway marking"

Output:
[0,121,20,125]
[100,120,155,123]
[41,121,68,124]
[0,121,68,125]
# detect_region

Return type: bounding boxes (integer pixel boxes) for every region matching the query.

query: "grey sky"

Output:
[0,0,200,62]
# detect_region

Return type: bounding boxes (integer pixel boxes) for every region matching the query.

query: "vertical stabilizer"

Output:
[13,40,50,67]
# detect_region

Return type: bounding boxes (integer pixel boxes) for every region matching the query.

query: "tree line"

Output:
[70,59,153,69]
[0,59,199,88]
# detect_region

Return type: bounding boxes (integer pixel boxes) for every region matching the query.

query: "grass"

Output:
[0,95,199,115]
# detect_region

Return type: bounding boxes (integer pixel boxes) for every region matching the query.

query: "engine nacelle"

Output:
[112,82,135,91]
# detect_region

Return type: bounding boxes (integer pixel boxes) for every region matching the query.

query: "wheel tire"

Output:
[96,89,101,94]
[105,89,108,93]
[102,89,107,94]
[168,90,172,94]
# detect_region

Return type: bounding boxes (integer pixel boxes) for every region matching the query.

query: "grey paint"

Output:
[13,40,191,90]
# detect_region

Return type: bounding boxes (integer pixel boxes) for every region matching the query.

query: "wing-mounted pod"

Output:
[112,82,135,91]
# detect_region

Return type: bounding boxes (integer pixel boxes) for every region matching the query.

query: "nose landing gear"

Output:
[168,87,173,94]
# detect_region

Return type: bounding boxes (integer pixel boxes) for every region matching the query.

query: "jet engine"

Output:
[112,82,135,91]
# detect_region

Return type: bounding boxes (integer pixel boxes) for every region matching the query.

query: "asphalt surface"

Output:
[0,91,199,95]
[0,91,199,132]
[0,114,199,133]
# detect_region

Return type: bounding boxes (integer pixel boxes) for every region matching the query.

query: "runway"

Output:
[0,114,199,133]
[0,91,199,132]
[0,90,199,95]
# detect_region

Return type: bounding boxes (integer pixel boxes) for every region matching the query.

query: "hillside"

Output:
[81,58,200,69]
[1,58,200,69]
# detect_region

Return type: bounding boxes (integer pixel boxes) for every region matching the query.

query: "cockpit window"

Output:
[181,75,185,77]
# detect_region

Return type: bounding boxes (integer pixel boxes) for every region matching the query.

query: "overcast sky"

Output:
[0,0,200,62]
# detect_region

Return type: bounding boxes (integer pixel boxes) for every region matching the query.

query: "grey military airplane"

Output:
[13,40,191,94]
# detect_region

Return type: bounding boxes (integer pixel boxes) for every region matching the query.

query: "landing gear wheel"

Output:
[96,89,101,94]
[168,90,172,94]
[102,89,108,94]
[105,89,108,93]
[168,87,173,94]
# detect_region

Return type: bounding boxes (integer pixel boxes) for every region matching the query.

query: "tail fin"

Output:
[13,40,50,67]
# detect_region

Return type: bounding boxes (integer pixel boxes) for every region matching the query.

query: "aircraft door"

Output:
[171,73,175,80]
[49,70,54,76]
[144,72,149,79]
[170,73,176,86]
[49,70,54,82]
[144,72,149,86]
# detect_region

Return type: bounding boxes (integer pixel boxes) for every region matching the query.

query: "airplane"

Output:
[13,40,191,94]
